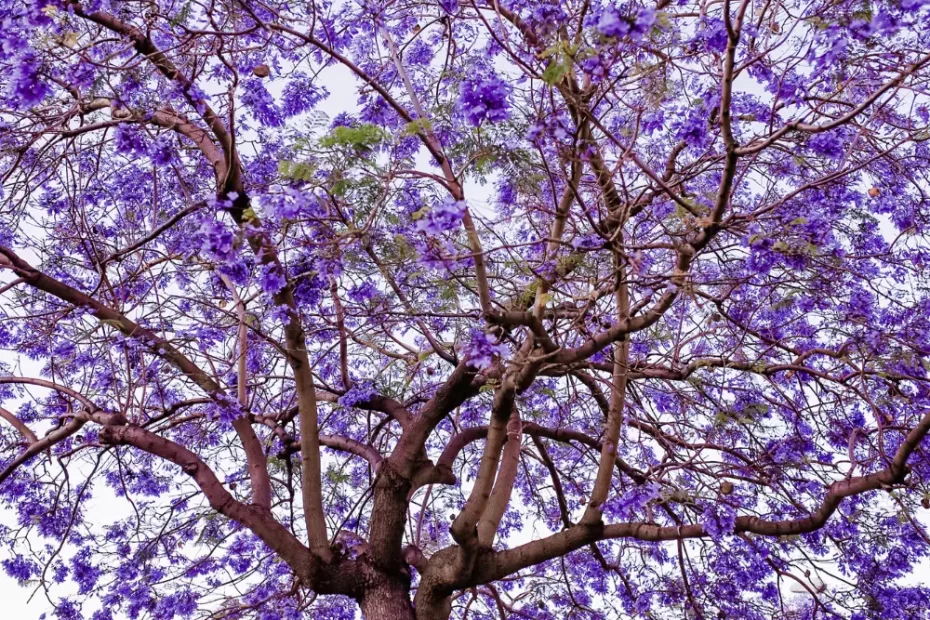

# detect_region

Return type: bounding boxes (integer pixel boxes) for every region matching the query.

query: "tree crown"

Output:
[2,1,930,619]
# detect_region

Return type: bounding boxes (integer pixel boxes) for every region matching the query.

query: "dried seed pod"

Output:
[252,64,271,78]
[922,497,930,509]
[720,481,734,495]
[868,187,880,197]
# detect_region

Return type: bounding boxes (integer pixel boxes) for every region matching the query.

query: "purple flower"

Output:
[596,7,656,40]
[331,112,355,128]
[902,0,930,9]
[150,135,176,166]
[614,483,661,520]
[696,18,728,52]
[198,218,239,264]
[338,383,378,407]
[241,79,283,127]
[810,28,848,69]
[807,131,845,160]
[261,188,321,221]
[210,393,245,423]
[259,264,287,296]
[596,8,630,38]
[153,589,198,619]
[461,329,508,369]
[700,503,736,540]
[347,281,378,303]
[68,62,95,90]
[673,109,709,146]
[71,549,101,594]
[114,124,149,155]
[3,555,38,582]
[282,74,328,117]
[439,0,458,14]
[528,5,567,36]
[415,196,466,235]
[459,75,511,126]
[7,53,49,109]
[630,8,657,40]
[55,599,81,620]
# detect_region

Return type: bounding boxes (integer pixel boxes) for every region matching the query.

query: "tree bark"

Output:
[359,581,416,620]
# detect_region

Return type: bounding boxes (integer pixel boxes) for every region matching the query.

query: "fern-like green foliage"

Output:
[319,123,388,149]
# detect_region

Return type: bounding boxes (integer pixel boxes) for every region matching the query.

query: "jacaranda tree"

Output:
[2,0,930,618]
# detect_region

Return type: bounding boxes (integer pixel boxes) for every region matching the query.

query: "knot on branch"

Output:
[98,425,123,445]
[402,545,428,573]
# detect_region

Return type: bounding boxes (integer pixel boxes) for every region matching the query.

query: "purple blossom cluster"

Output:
[281,74,328,117]
[114,124,149,155]
[612,482,661,520]
[415,196,466,235]
[460,329,508,369]
[198,218,239,264]
[807,130,847,160]
[241,78,283,127]
[695,18,729,52]
[260,188,323,222]
[338,383,378,408]
[258,264,287,296]
[458,75,511,126]
[595,6,656,41]
[700,503,737,540]
[7,53,48,109]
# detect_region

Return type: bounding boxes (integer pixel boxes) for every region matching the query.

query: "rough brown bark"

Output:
[359,581,416,620]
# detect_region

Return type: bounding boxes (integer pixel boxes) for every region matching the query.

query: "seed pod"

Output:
[922,497,930,509]
[252,64,271,78]
[868,187,880,197]
[720,481,734,495]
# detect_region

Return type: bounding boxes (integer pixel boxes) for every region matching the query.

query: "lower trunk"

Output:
[360,582,416,620]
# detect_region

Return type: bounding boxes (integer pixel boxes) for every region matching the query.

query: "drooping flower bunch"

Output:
[460,329,508,369]
[458,75,511,126]
[415,195,467,235]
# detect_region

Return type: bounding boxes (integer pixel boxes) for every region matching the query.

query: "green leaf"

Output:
[278,159,317,181]
[541,54,571,85]
[320,123,388,149]
[401,118,433,136]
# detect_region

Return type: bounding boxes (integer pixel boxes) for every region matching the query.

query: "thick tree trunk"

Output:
[359,581,417,620]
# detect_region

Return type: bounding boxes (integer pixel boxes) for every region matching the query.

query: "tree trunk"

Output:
[359,582,416,620]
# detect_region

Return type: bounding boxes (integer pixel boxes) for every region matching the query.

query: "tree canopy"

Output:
[2,0,930,619]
